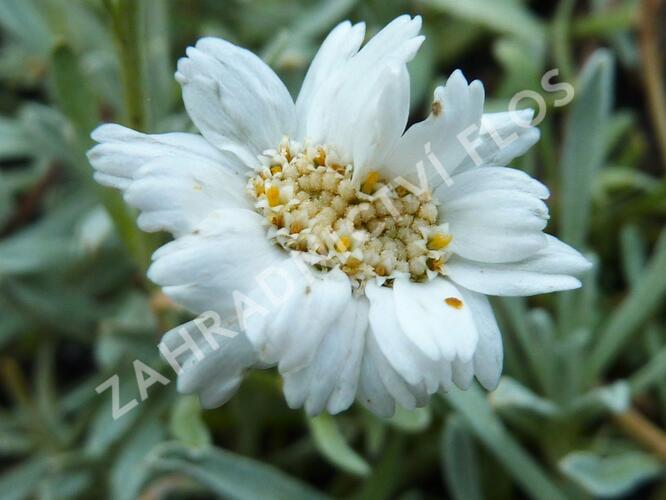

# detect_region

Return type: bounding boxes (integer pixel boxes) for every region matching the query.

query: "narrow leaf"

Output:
[308,414,370,477]
[170,395,211,448]
[588,229,666,379]
[148,443,329,500]
[560,49,614,248]
[490,377,559,417]
[422,0,544,44]
[441,415,483,500]
[446,387,568,500]
[388,406,432,433]
[559,450,662,498]
[51,40,97,143]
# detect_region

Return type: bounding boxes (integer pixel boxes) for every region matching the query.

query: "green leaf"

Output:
[587,229,666,379]
[0,117,31,159]
[490,377,560,417]
[560,49,614,249]
[620,224,647,286]
[445,387,568,500]
[18,104,76,165]
[85,369,143,456]
[422,0,544,45]
[0,457,48,500]
[496,298,553,395]
[595,167,658,195]
[287,0,359,40]
[570,381,631,416]
[111,418,166,500]
[37,468,93,500]
[0,235,78,276]
[388,406,432,433]
[348,435,404,500]
[441,415,482,500]
[308,414,370,477]
[0,0,51,54]
[141,0,174,127]
[0,172,12,228]
[170,395,211,449]
[630,345,666,395]
[493,37,543,98]
[76,206,114,253]
[0,426,32,457]
[559,450,662,498]
[50,40,97,146]
[148,443,329,500]
[558,49,614,334]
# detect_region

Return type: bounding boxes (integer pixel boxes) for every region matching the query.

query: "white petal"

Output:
[351,62,411,184]
[176,37,295,168]
[89,123,237,181]
[365,281,440,392]
[127,157,249,236]
[295,21,365,139]
[457,287,503,390]
[199,377,243,409]
[88,124,246,236]
[446,235,592,296]
[356,337,396,417]
[452,359,475,390]
[457,109,540,171]
[147,209,285,314]
[383,70,485,187]
[436,166,550,263]
[393,277,478,363]
[356,332,428,416]
[159,317,257,409]
[282,297,368,415]
[436,164,549,201]
[244,261,352,374]
[304,15,423,167]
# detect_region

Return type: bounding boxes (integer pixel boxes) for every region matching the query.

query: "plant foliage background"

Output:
[0,0,665,498]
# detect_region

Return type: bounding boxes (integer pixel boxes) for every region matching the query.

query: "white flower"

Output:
[88,15,591,417]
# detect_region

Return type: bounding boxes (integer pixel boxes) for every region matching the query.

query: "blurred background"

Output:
[1,0,665,498]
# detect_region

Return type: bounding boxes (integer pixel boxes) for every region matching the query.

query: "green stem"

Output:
[99,0,159,271]
[639,0,666,171]
[105,0,147,131]
[572,4,637,38]
[551,0,576,84]
[51,38,156,272]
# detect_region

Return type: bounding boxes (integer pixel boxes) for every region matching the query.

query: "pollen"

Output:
[361,171,381,194]
[254,179,265,196]
[444,297,463,309]
[314,148,326,166]
[289,222,303,234]
[266,185,281,207]
[248,138,452,284]
[336,235,352,252]
[427,233,452,250]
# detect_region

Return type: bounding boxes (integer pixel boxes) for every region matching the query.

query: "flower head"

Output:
[88,15,591,416]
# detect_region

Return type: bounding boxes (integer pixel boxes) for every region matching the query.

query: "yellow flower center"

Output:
[248,139,452,284]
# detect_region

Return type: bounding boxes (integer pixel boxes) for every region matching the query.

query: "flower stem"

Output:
[572,4,638,38]
[614,408,666,461]
[551,0,575,84]
[104,0,147,131]
[639,0,666,171]
[101,0,160,273]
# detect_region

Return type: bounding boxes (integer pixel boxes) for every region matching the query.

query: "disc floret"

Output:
[248,138,453,285]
